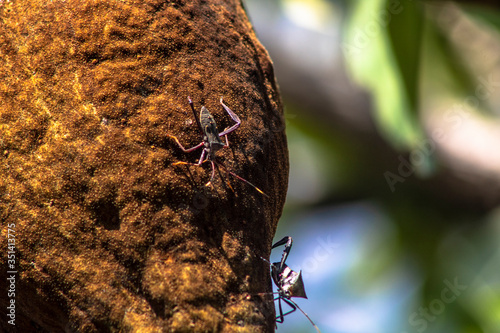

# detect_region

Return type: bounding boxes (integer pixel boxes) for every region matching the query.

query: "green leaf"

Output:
[342,0,425,151]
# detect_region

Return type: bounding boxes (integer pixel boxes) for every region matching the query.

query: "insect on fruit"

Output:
[267,236,321,332]
[168,97,266,196]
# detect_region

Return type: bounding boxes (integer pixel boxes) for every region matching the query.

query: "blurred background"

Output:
[244,0,500,332]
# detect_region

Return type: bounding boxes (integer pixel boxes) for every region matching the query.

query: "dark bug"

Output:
[168,97,266,196]
[268,236,321,332]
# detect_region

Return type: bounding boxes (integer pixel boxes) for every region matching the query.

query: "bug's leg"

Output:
[204,160,217,187]
[280,298,297,319]
[204,161,234,191]
[272,236,293,249]
[172,161,201,167]
[272,236,293,271]
[172,148,207,167]
[168,135,204,153]
[218,97,241,136]
[274,296,286,323]
[254,291,280,297]
[196,149,207,166]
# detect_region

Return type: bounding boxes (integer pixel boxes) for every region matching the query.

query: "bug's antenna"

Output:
[287,298,321,333]
[215,161,268,197]
[187,96,204,135]
[259,256,272,265]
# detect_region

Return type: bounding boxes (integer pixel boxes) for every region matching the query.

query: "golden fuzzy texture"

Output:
[0,0,288,332]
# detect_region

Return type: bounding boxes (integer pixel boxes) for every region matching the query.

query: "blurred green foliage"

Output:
[343,0,424,151]
[246,0,500,331]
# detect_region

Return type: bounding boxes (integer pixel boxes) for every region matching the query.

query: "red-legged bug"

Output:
[268,236,321,333]
[168,97,266,196]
